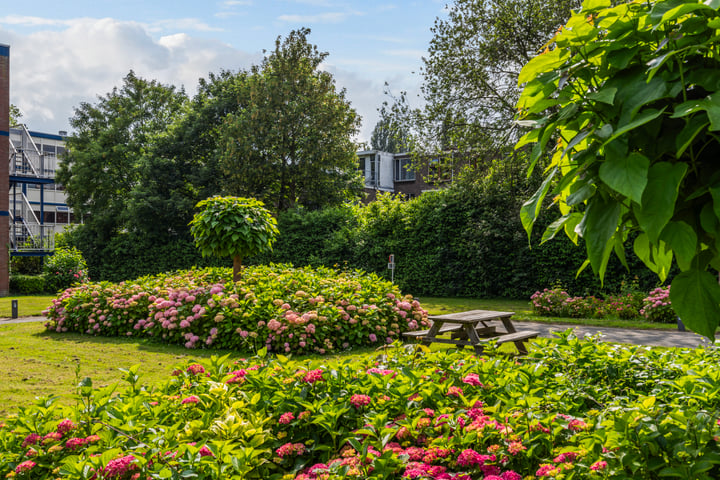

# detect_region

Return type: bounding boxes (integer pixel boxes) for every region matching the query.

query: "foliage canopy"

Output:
[189,196,278,281]
[516,0,720,339]
[219,28,362,211]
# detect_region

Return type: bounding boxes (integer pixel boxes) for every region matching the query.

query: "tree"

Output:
[189,196,279,281]
[516,0,720,339]
[9,104,21,125]
[127,70,250,239]
[219,28,362,212]
[414,0,579,176]
[370,89,411,153]
[58,71,187,241]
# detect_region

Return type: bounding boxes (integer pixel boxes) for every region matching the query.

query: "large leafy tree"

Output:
[370,91,411,153]
[59,71,187,241]
[127,70,250,238]
[414,0,579,175]
[516,0,720,339]
[219,28,362,211]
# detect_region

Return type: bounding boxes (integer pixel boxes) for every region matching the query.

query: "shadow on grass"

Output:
[32,327,384,363]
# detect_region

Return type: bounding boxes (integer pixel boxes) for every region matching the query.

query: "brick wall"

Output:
[0,45,10,296]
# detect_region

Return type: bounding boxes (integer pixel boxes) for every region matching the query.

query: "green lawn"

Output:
[0,295,55,317]
[0,293,681,416]
[419,296,680,330]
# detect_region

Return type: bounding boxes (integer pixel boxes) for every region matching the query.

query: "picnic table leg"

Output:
[422,321,443,346]
[501,317,517,334]
[514,340,528,355]
[462,324,485,355]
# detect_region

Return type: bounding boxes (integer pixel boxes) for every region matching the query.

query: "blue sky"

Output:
[0,0,447,141]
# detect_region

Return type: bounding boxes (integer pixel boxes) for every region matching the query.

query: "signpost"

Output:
[388,254,395,283]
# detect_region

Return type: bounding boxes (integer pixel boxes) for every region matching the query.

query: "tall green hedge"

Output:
[64,173,665,297]
[251,176,664,298]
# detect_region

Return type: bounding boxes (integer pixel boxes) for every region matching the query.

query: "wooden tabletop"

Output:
[428,310,515,324]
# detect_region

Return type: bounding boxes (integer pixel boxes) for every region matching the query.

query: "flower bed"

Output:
[2,335,720,479]
[42,265,429,355]
[531,286,676,322]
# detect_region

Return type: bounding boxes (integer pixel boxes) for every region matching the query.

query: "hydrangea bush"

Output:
[3,335,720,478]
[640,286,676,324]
[43,265,429,355]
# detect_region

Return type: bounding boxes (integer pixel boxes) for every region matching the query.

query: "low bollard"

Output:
[11,300,18,319]
[677,317,685,332]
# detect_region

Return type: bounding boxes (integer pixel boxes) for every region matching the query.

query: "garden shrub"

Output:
[2,335,720,478]
[640,286,676,323]
[42,247,88,293]
[43,265,429,355]
[9,275,46,294]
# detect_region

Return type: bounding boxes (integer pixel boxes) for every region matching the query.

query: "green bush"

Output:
[44,265,429,354]
[43,247,88,293]
[9,274,46,294]
[2,335,720,478]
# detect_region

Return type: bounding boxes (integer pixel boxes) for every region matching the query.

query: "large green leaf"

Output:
[598,152,649,204]
[602,108,666,146]
[670,269,720,341]
[518,48,568,84]
[633,233,673,282]
[578,195,621,278]
[520,168,557,241]
[660,221,697,271]
[635,162,687,243]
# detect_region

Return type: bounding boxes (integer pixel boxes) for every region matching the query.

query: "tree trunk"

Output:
[233,256,243,282]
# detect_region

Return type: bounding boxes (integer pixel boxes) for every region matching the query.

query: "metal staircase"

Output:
[9,125,56,255]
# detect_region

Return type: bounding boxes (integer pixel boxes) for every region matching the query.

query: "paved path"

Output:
[0,316,713,349]
[509,320,712,349]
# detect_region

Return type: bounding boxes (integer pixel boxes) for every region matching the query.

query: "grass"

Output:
[0,295,55,317]
[419,296,681,330]
[0,322,249,417]
[0,293,680,416]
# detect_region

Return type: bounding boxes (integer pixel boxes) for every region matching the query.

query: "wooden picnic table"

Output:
[403,309,538,355]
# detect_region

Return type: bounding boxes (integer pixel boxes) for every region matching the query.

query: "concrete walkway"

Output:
[0,316,714,349]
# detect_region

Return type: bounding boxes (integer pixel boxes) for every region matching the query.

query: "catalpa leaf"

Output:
[598,152,649,204]
[578,195,621,278]
[670,269,720,341]
[635,162,687,243]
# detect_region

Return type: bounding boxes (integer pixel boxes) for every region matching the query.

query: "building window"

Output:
[359,155,376,187]
[394,157,415,181]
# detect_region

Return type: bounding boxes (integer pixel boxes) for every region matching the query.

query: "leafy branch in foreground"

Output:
[516,0,720,339]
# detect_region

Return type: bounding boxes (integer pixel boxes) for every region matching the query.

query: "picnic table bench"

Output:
[403,309,538,355]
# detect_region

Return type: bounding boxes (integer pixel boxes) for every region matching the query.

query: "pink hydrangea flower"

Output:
[279,412,295,424]
[462,373,483,387]
[198,445,214,457]
[57,419,76,435]
[181,395,201,405]
[186,364,205,375]
[103,454,137,478]
[590,460,608,471]
[276,442,305,458]
[350,394,371,408]
[15,460,36,474]
[303,369,324,383]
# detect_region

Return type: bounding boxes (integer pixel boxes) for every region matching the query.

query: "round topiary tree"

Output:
[189,196,279,282]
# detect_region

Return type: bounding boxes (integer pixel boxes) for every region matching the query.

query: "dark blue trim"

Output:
[0,211,8,216]
[9,175,55,185]
[0,131,8,137]
[11,251,54,257]
[28,131,63,141]
[28,201,69,207]
[0,45,8,57]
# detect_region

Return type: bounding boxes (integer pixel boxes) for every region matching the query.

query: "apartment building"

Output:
[9,125,75,253]
[357,149,456,202]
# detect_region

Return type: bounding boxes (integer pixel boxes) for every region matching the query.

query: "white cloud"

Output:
[223,0,252,5]
[3,19,259,134]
